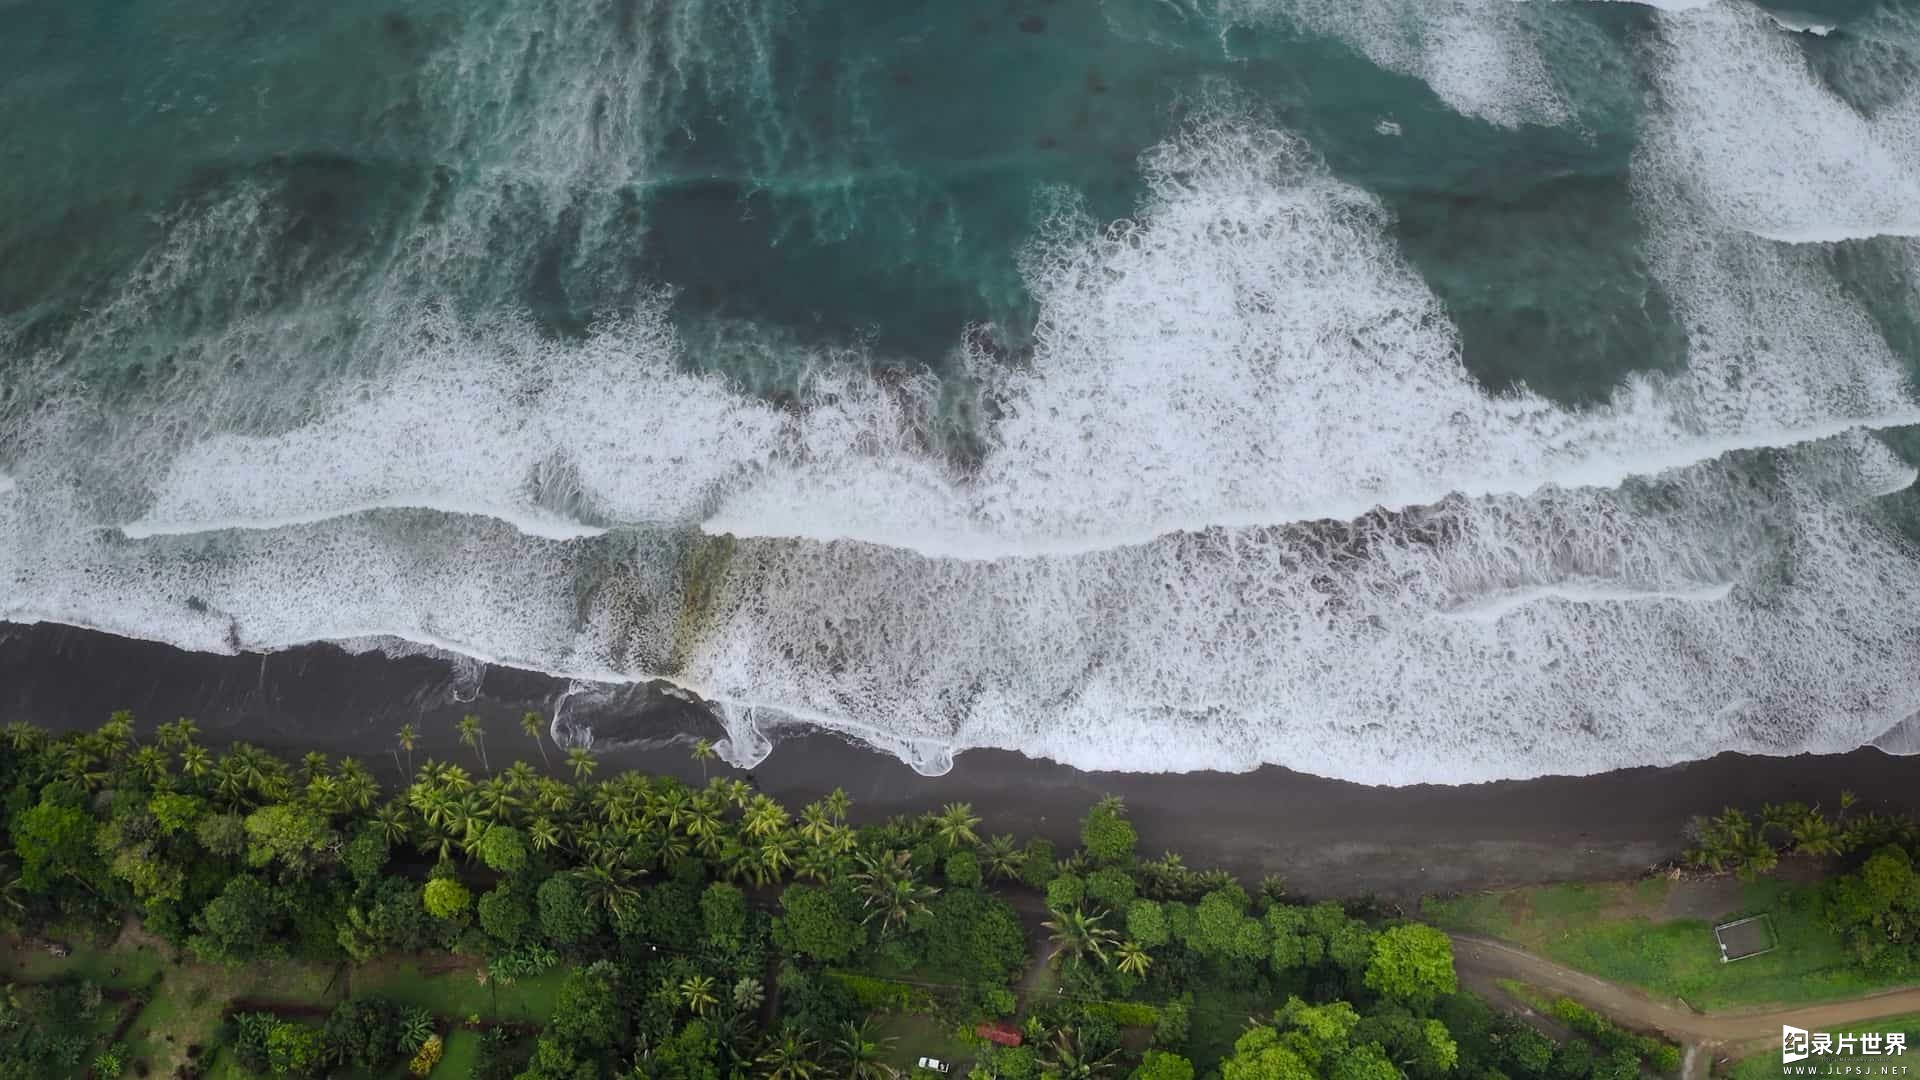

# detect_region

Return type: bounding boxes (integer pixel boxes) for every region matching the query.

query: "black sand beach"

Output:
[4,622,1916,902]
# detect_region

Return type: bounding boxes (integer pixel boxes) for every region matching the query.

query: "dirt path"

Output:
[1451,933,1920,1065]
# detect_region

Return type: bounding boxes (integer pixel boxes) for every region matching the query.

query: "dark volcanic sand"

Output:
[5,623,1917,902]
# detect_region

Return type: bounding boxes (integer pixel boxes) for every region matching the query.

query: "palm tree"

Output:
[457,714,490,774]
[299,751,332,783]
[933,803,981,850]
[679,974,719,1016]
[307,775,346,815]
[529,816,562,854]
[130,746,169,785]
[521,711,551,768]
[567,745,598,782]
[760,832,798,878]
[744,794,790,838]
[756,1028,820,1080]
[824,787,852,824]
[794,844,840,884]
[0,867,25,921]
[475,778,522,823]
[690,738,717,781]
[98,711,135,757]
[982,835,1022,881]
[732,976,765,1013]
[503,761,538,795]
[1789,803,1842,857]
[574,858,644,915]
[395,724,417,780]
[830,1020,897,1080]
[157,717,199,750]
[399,1008,435,1053]
[851,849,937,938]
[1041,1029,1117,1080]
[372,802,411,845]
[798,803,834,845]
[722,778,754,810]
[1115,940,1152,977]
[1044,906,1118,969]
[337,758,380,810]
[179,743,212,784]
[437,764,475,794]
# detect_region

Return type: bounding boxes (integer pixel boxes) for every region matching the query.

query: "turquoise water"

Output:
[4,0,1920,783]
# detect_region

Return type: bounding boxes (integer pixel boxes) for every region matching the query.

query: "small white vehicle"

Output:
[917,1057,952,1074]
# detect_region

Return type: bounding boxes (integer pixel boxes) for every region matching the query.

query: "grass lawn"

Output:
[5,923,562,1078]
[435,1028,485,1076]
[1424,878,1899,1011]
[1727,1013,1920,1080]
[1187,985,1278,1073]
[873,1012,977,1075]
[349,956,569,1025]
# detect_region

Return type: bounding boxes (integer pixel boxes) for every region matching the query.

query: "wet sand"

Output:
[4,622,1916,902]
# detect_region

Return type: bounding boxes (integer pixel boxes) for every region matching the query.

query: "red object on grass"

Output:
[976,1023,1023,1047]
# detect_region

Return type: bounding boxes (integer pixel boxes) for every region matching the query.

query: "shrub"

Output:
[1020,839,1058,888]
[477,885,530,946]
[946,850,982,888]
[1046,874,1086,912]
[828,972,931,1013]
[1081,799,1138,866]
[423,878,472,919]
[1084,1000,1160,1028]
[409,1033,445,1077]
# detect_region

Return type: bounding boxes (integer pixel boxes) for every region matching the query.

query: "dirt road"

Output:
[1451,933,1920,1077]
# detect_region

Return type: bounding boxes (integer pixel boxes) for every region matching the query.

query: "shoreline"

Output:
[5,621,1917,901]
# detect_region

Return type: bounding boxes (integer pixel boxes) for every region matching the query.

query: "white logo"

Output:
[1784,1024,1908,1063]
[1787,1027,1810,1064]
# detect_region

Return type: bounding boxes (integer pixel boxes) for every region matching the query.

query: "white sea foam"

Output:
[1229,0,1570,127]
[682,432,1920,783]
[1642,2,1920,243]
[121,303,786,541]
[707,112,1920,557]
[7,60,1920,785]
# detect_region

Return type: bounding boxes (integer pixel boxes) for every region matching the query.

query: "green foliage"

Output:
[1047,873,1086,913]
[1133,1050,1195,1080]
[776,883,868,964]
[919,889,1028,984]
[1154,996,1192,1047]
[243,802,334,872]
[321,997,403,1073]
[190,873,286,965]
[476,825,529,874]
[1081,798,1138,866]
[701,881,749,949]
[1084,1000,1161,1028]
[1019,838,1058,888]
[478,884,532,945]
[1128,899,1171,948]
[148,791,206,836]
[195,812,249,858]
[11,801,98,891]
[1220,1025,1315,1080]
[538,875,599,948]
[1827,846,1920,974]
[1086,867,1138,909]
[945,850,982,888]
[828,972,933,1013]
[342,824,391,886]
[1366,925,1458,1007]
[1549,998,1680,1075]
[423,877,473,919]
[1190,887,1268,961]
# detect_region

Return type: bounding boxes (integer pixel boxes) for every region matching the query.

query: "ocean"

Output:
[3,0,1919,784]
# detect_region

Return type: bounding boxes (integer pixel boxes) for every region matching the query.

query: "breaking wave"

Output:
[5,0,1920,784]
